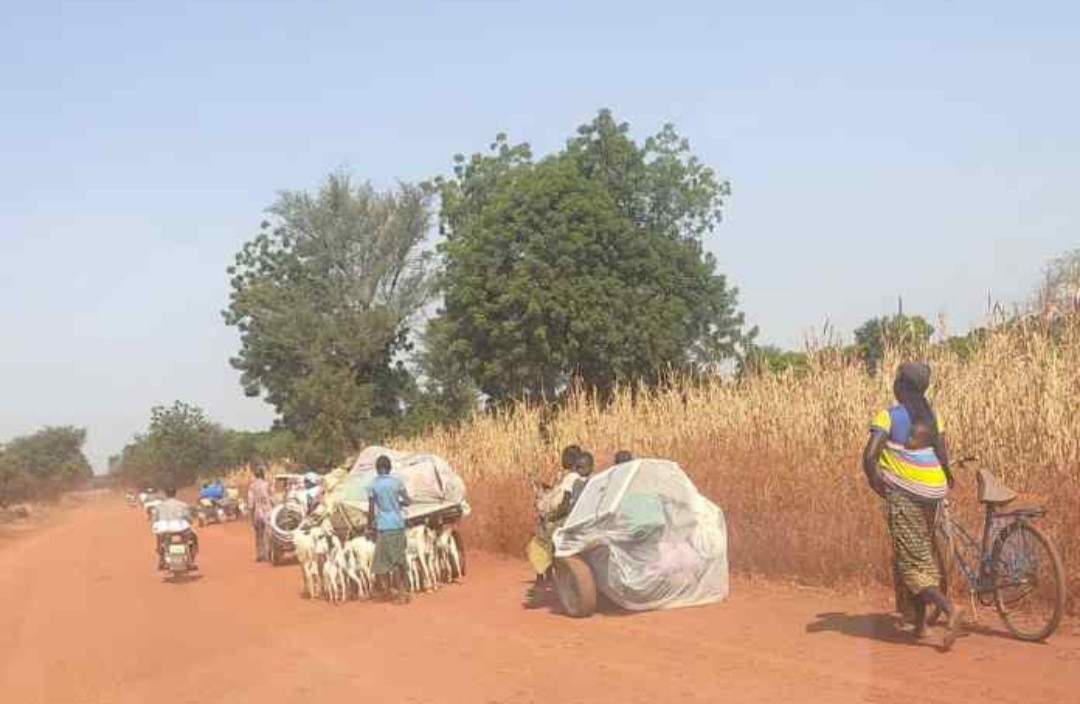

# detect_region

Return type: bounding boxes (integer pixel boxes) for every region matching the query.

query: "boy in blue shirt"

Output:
[368,455,412,604]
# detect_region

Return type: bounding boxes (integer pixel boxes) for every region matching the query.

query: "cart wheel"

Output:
[452,529,467,579]
[554,555,596,618]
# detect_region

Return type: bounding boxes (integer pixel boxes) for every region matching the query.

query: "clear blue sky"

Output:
[2,0,1077,472]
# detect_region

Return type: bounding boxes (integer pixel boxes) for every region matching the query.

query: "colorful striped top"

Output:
[871,405,947,501]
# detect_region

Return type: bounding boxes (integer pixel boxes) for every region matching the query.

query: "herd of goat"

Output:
[292,520,463,604]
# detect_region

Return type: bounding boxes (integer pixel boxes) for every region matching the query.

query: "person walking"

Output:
[247,467,274,562]
[368,455,412,604]
[862,362,962,650]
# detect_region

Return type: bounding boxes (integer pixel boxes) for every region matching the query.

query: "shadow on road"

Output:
[161,574,205,586]
[806,612,940,649]
[521,578,629,618]
[521,578,559,612]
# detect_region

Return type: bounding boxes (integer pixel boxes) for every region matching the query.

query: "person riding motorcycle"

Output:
[151,486,199,570]
[199,479,225,501]
[527,446,595,602]
[540,449,595,529]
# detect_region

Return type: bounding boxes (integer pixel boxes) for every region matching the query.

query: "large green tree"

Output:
[223,174,434,463]
[740,343,809,376]
[0,426,93,505]
[432,110,750,403]
[111,402,224,488]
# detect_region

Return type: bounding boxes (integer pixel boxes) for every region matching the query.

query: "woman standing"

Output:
[247,467,274,562]
[862,362,962,650]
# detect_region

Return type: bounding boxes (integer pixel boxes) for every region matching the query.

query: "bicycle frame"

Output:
[939,500,1047,601]
[939,502,994,596]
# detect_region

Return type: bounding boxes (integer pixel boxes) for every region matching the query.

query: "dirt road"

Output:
[1,497,1077,704]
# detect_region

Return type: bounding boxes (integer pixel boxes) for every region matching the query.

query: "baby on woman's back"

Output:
[904,422,935,450]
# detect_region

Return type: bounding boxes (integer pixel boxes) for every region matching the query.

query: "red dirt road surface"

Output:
[2,497,1078,704]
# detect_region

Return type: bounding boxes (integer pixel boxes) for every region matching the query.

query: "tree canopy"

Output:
[0,426,93,506]
[853,314,935,372]
[740,344,810,376]
[223,174,435,464]
[110,401,225,489]
[431,110,750,403]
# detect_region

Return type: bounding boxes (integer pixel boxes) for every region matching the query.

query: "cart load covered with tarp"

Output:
[552,458,728,613]
[318,446,469,537]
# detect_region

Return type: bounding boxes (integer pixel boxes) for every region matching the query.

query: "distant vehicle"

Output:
[272,473,305,503]
[267,474,308,566]
[195,497,226,527]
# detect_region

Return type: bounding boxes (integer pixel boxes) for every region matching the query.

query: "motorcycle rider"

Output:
[534,444,583,523]
[152,486,199,570]
[527,446,593,603]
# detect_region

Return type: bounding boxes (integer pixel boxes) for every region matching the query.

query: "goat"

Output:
[405,525,437,592]
[342,535,376,599]
[293,519,334,600]
[434,525,463,584]
[321,535,347,605]
[292,527,322,599]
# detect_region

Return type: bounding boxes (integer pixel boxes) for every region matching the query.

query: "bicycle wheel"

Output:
[991,521,1066,642]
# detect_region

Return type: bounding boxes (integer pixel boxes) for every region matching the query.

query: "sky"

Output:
[2,0,1077,472]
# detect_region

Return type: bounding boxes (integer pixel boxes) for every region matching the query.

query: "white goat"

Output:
[406,525,437,592]
[321,535,347,605]
[293,520,333,600]
[293,528,322,599]
[342,535,376,599]
[434,525,463,584]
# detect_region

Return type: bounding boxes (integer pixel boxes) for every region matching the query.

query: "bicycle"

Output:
[933,457,1066,642]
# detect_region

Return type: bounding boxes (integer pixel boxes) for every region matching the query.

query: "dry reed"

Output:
[389,316,1080,612]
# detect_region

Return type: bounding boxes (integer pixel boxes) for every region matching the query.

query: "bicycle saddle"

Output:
[976,468,1018,505]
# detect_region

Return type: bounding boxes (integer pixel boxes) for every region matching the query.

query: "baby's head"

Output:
[905,422,934,450]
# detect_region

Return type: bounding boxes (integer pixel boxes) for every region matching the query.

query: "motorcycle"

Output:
[160,531,197,579]
[196,497,226,527]
[219,490,247,522]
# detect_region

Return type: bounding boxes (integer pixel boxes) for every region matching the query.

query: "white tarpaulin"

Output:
[347,446,467,506]
[553,458,729,611]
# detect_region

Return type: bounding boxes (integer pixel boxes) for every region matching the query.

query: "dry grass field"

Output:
[392,315,1080,612]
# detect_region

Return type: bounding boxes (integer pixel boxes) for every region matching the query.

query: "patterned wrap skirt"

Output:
[886,488,942,609]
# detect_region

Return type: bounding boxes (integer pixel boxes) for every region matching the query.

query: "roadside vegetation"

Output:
[86,110,1078,610]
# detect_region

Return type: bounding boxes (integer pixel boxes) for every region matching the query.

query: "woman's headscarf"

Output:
[894,362,937,443]
[895,362,930,393]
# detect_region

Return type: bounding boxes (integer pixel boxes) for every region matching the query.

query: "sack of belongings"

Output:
[552,458,728,611]
[318,446,468,536]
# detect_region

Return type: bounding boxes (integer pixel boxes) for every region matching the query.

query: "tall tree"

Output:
[111,402,224,488]
[432,110,750,403]
[402,315,480,431]
[223,174,434,463]
[740,344,809,376]
[0,426,93,505]
[853,314,935,372]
